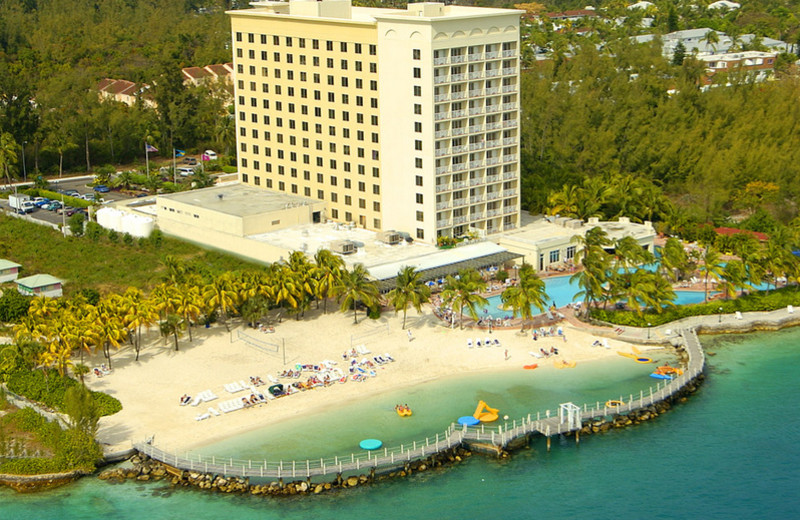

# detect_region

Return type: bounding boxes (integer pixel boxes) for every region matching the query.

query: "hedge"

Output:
[6,369,122,417]
[591,285,800,327]
[22,188,91,209]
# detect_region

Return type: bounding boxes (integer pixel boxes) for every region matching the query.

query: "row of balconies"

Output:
[435,155,518,174]
[432,49,517,66]
[434,123,519,139]
[434,67,516,84]
[434,138,519,157]
[434,109,516,122]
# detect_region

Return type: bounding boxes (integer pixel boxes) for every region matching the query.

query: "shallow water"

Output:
[2,328,799,520]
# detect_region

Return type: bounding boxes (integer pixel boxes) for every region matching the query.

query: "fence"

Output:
[138,328,705,479]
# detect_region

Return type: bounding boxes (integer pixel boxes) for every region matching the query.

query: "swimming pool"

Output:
[477,275,713,319]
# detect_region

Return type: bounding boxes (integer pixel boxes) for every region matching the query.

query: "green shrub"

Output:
[25,189,91,209]
[6,369,122,417]
[122,232,134,246]
[0,290,32,322]
[77,288,100,306]
[221,165,238,174]
[85,222,104,242]
[68,213,86,237]
[494,270,508,282]
[107,229,119,243]
[367,306,381,320]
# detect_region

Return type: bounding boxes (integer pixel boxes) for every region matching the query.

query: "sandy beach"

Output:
[85,306,649,454]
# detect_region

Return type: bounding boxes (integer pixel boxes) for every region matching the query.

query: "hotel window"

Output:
[345,211,352,222]
[413,85,422,96]
[416,175,423,186]
[413,49,421,60]
[304,187,311,196]
[331,209,338,219]
[372,184,380,195]
[345,195,352,206]
[278,181,285,191]
[236,32,242,41]
[358,181,365,192]
[261,51,267,60]
[566,246,576,260]
[242,173,249,182]
[291,185,298,194]
[373,201,380,211]
[273,35,279,45]
[372,167,380,177]
[369,44,376,55]
[550,250,560,263]
[285,36,292,46]
[374,219,381,229]
[261,35,267,44]
[331,193,338,202]
[327,58,334,68]
[417,228,424,239]
[416,193,424,204]
[415,140,422,150]
[312,39,319,49]
[326,41,334,51]
[416,211,424,222]
[237,49,243,58]
[414,122,422,132]
[317,190,324,199]
[415,158,423,168]
[266,179,273,188]
[340,42,347,52]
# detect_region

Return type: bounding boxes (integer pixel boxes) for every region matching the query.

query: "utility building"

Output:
[228,0,522,244]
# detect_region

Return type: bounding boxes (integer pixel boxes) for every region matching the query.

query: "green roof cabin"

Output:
[15,274,63,298]
[0,259,22,283]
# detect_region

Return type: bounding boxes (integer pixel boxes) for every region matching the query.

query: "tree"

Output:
[387,266,431,330]
[313,249,344,313]
[699,246,725,302]
[202,273,238,329]
[501,264,548,331]
[334,264,379,324]
[0,132,19,187]
[672,41,686,66]
[63,385,100,437]
[703,30,720,53]
[659,237,690,282]
[160,313,184,351]
[570,227,612,315]
[441,269,488,330]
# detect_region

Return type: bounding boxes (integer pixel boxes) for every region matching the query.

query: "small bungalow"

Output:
[15,274,64,298]
[0,259,22,283]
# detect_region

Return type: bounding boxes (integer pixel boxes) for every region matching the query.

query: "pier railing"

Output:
[136,328,705,479]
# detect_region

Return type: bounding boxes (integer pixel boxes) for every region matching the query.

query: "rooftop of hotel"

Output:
[503,214,654,246]
[240,0,521,22]
[157,184,320,218]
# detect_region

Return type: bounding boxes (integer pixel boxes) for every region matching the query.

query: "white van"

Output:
[178,167,195,177]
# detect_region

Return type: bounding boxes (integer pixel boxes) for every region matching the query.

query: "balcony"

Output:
[435,129,450,139]
[469,177,483,186]
[452,198,466,207]
[451,55,466,63]
[452,127,467,135]
[450,109,467,119]
[468,71,484,80]
[502,85,517,93]
[451,91,466,100]
[452,163,467,172]
[468,89,484,97]
[434,112,448,121]
[468,53,483,61]
[468,107,484,116]
[486,174,501,183]
[434,94,450,102]
[434,76,449,84]
[436,201,451,210]
[436,166,450,174]
[469,160,484,169]
[502,67,516,76]
[434,57,449,65]
[486,87,500,95]
[502,103,517,112]
[453,180,468,189]
[485,139,501,148]
[436,219,451,228]
[503,206,516,214]
[503,154,518,163]
[486,105,500,113]
[502,49,516,58]
[452,144,468,153]
[485,69,500,77]
[453,215,468,224]
[486,209,501,217]
[470,212,484,220]
[469,142,485,151]
[451,73,466,82]
[468,125,483,133]
[485,122,502,130]
[503,189,518,197]
[502,120,518,128]
[435,148,449,157]
[469,196,484,204]
[486,192,500,200]
[436,184,450,193]
[485,51,500,59]
[502,171,517,180]
[486,157,500,165]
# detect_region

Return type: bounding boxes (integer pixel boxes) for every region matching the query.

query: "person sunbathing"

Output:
[180,394,191,405]
[242,397,251,407]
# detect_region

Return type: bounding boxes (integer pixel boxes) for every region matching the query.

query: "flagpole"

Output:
[172,149,177,184]
[145,141,150,179]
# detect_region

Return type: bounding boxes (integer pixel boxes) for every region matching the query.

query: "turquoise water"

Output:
[2,329,799,519]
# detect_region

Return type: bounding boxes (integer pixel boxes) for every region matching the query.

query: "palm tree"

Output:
[334,263,379,324]
[266,264,301,315]
[614,236,655,272]
[92,298,127,369]
[160,314,184,351]
[547,184,580,217]
[699,246,725,302]
[703,30,720,53]
[570,227,612,315]
[202,273,239,329]
[313,249,344,313]
[659,237,689,282]
[174,284,203,342]
[287,251,317,319]
[621,269,676,316]
[501,264,548,331]
[720,259,751,300]
[441,269,488,329]
[0,132,18,188]
[240,294,271,328]
[387,266,431,329]
[121,289,157,361]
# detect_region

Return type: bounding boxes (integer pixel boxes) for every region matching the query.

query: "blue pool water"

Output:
[3,329,799,519]
[481,275,712,319]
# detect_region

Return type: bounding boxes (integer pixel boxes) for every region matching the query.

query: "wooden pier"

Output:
[135,328,705,480]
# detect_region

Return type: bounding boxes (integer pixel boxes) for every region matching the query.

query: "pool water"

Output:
[480,275,716,319]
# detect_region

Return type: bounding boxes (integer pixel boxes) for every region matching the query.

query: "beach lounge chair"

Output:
[530,351,543,359]
[195,413,210,421]
[788,305,794,314]
[268,374,280,384]
[356,344,371,355]
[545,309,555,321]
[603,338,611,349]
[208,407,220,416]
[735,311,743,320]
[476,338,482,347]
[467,338,473,348]
[224,382,244,393]
[484,337,492,347]
[384,353,395,362]
[493,338,500,346]
[199,390,218,402]
[190,396,202,407]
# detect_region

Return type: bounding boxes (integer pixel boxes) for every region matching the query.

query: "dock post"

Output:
[575,429,580,445]
[546,436,551,452]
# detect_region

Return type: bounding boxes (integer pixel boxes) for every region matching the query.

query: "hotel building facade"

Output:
[229,0,522,243]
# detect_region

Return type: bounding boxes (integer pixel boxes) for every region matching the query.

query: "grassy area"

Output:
[0,214,264,294]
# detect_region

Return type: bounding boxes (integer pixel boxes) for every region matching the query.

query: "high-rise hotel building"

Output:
[229,0,522,243]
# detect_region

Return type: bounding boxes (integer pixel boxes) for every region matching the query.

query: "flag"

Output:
[174,149,185,157]
[145,143,158,153]
[201,154,210,161]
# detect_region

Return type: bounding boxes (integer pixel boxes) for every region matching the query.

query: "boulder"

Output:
[346,476,359,487]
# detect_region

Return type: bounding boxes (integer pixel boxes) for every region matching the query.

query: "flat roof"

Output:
[157,184,320,218]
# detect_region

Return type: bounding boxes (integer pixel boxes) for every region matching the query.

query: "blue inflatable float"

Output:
[457,415,480,426]
[359,439,382,450]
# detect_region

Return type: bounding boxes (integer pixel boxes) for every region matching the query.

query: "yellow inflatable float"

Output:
[473,400,499,422]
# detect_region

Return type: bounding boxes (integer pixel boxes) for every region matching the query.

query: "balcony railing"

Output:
[452,127,467,135]
[502,103,517,111]
[452,180,468,189]
[485,139,501,148]
[434,57,449,65]
[435,130,450,139]
[436,184,450,193]
[468,125,483,133]
[436,201,451,210]
[486,87,500,95]
[485,69,500,77]
[451,91,466,100]
[486,105,500,113]
[485,51,500,59]
[485,122,502,130]
[502,67,516,76]
[434,94,450,102]
[435,148,449,157]
[434,76,448,84]
[468,53,483,61]
[451,55,466,63]
[468,89,484,97]
[502,137,517,145]
[502,85,517,93]
[469,142,485,151]
[468,71,484,80]
[502,50,516,58]
[469,160,484,169]
[468,107,484,116]
[503,154,518,163]
[486,174,501,183]
[452,163,467,172]
[450,110,466,119]
[434,112,448,121]
[436,166,450,174]
[502,120,518,128]
[451,73,466,82]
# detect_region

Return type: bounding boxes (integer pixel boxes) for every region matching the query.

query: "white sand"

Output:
[85,307,640,454]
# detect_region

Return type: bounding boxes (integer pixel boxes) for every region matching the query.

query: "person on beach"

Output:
[407,329,414,341]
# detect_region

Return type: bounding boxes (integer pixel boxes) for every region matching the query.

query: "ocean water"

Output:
[2,329,799,520]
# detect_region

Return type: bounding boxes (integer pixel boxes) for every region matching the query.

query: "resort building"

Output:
[499,215,656,272]
[15,274,63,298]
[228,0,523,244]
[0,259,21,283]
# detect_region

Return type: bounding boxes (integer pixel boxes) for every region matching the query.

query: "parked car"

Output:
[63,190,80,197]
[81,193,96,201]
[56,206,74,215]
[32,197,50,207]
[66,207,85,217]
[94,185,110,193]
[177,167,196,177]
[43,201,62,211]
[183,157,197,165]
[203,149,217,161]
